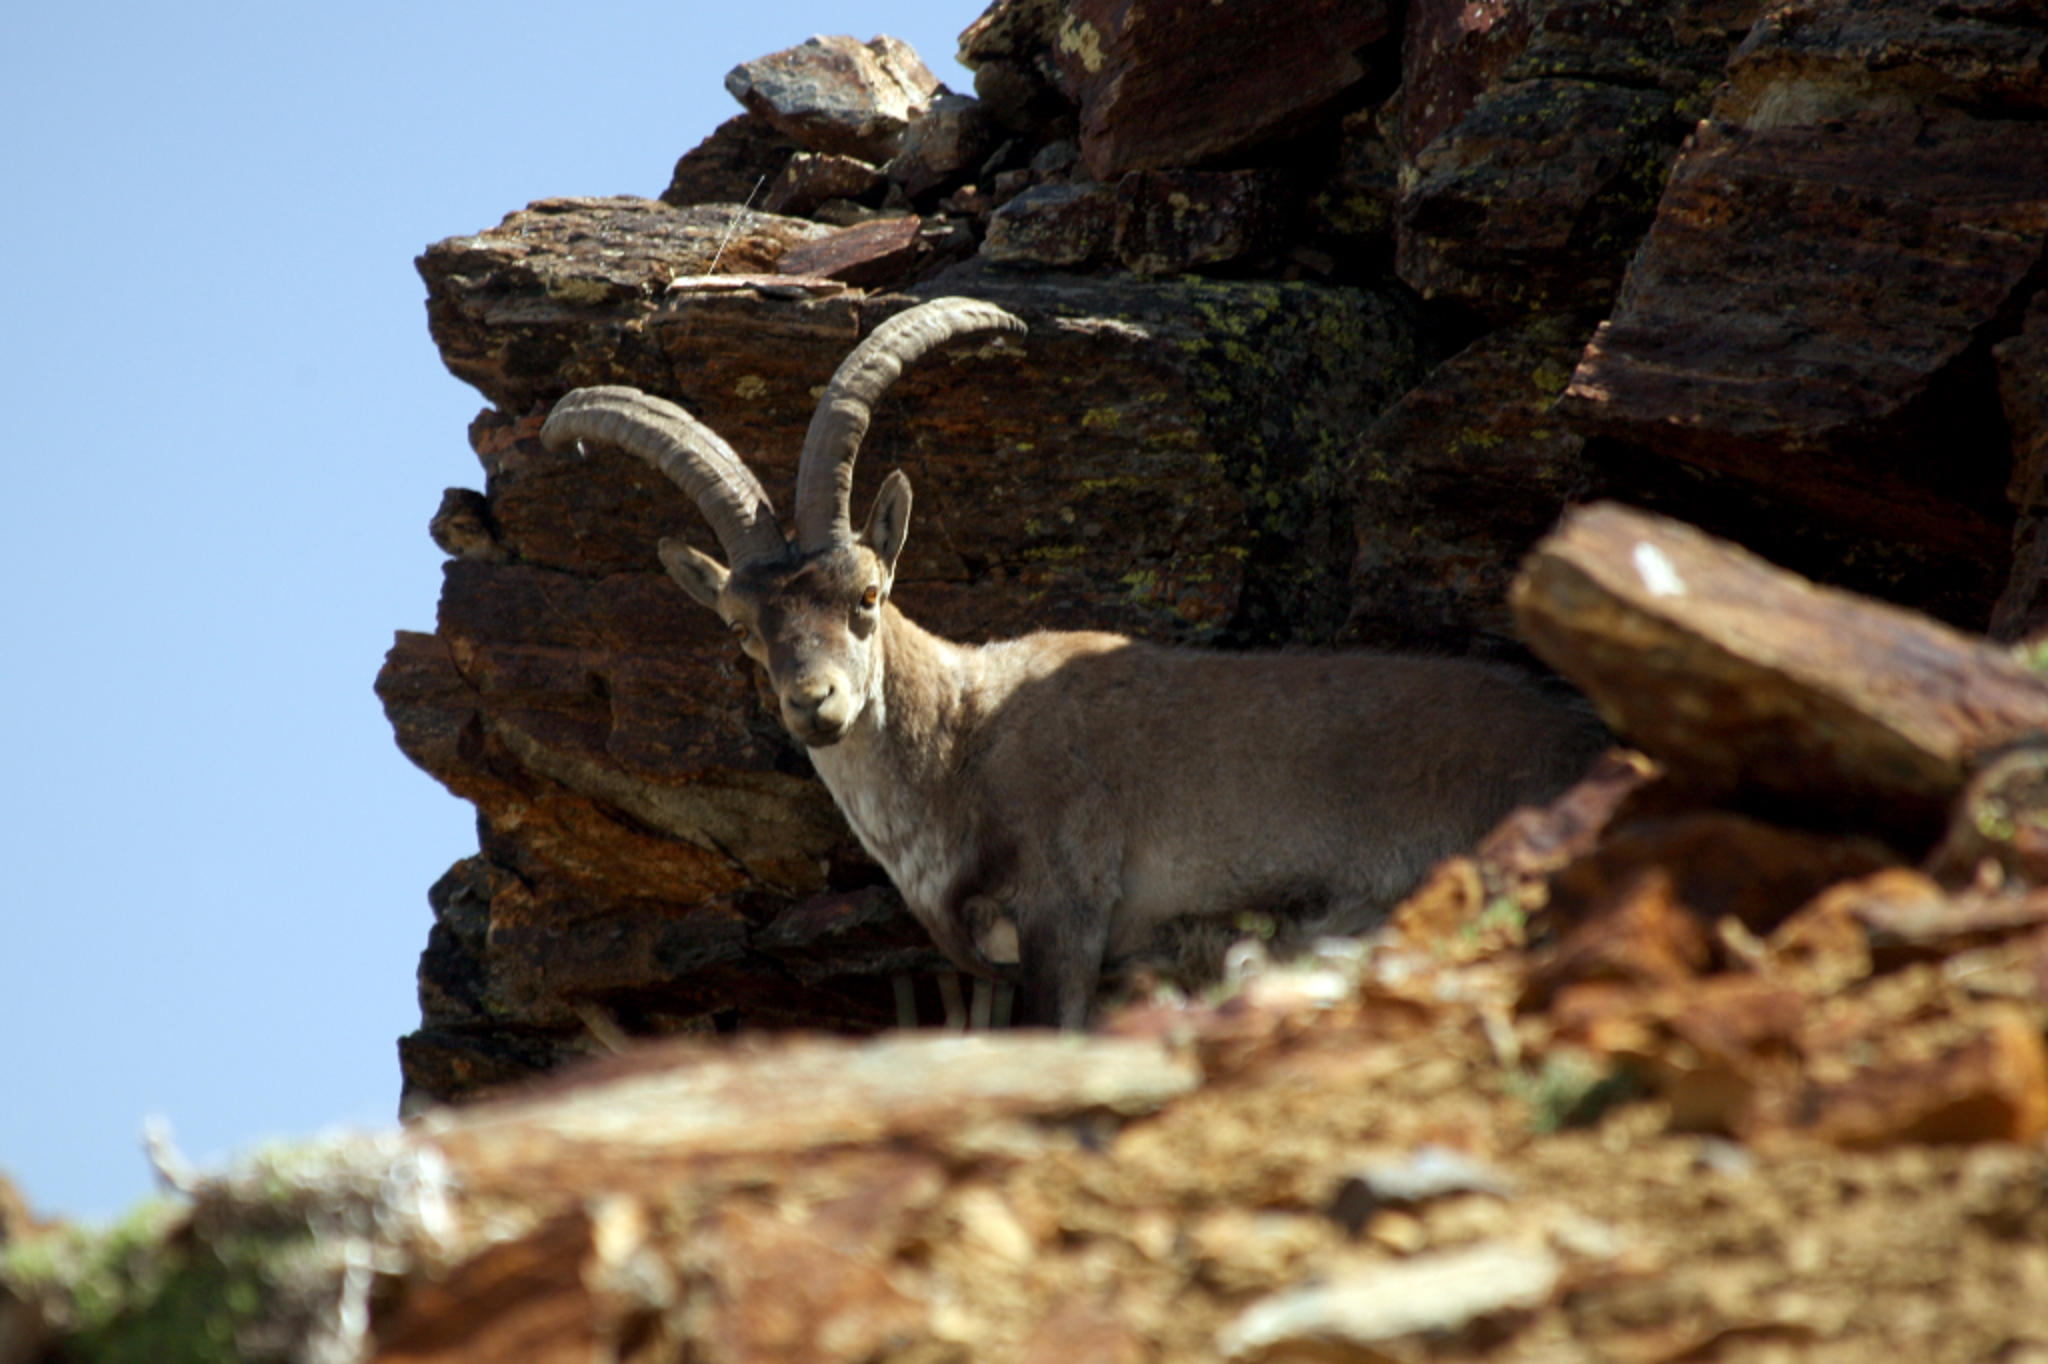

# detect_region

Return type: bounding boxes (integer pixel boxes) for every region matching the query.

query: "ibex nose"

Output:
[785,676,853,745]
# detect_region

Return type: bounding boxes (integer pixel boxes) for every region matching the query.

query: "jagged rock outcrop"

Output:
[1560,0,2048,625]
[376,0,2048,1106]
[390,186,1432,1098]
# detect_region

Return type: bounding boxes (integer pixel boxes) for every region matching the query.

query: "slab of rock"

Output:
[1510,502,2048,839]
[776,214,927,287]
[1558,1,2048,621]
[1114,169,1288,277]
[1219,1242,1562,1361]
[1393,0,1756,318]
[424,1031,1199,1174]
[418,198,836,412]
[1052,0,1391,179]
[661,113,799,208]
[725,34,941,164]
[1347,314,1595,658]
[761,151,885,217]
[982,181,1117,268]
[886,92,997,199]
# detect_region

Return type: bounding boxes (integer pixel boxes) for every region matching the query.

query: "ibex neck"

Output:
[863,604,982,770]
[804,605,986,938]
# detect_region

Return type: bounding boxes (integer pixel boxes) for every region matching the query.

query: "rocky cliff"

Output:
[10,1,2048,1360]
[373,0,2048,1106]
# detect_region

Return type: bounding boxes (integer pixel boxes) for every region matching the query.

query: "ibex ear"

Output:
[862,470,913,576]
[657,537,730,612]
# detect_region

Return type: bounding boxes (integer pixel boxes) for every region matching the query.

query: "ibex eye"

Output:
[728,621,747,638]
[861,586,881,608]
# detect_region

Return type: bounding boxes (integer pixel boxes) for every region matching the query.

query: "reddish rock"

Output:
[1394,0,1757,317]
[661,113,799,209]
[1781,1011,2048,1147]
[1113,169,1288,277]
[1052,0,1390,179]
[1528,812,1896,1003]
[724,35,941,164]
[776,215,928,287]
[1511,503,2048,839]
[1559,2,2048,625]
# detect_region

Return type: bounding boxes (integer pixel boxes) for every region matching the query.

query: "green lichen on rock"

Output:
[1170,278,1431,646]
[2,1200,313,1364]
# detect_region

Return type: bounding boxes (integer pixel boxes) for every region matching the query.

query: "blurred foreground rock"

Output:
[279,6,2048,1353]
[8,889,2047,1360]
[1514,502,2048,840]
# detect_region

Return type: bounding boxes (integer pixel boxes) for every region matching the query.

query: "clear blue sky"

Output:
[0,2,977,1224]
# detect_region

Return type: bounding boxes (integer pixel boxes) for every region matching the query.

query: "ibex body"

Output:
[543,299,1603,1027]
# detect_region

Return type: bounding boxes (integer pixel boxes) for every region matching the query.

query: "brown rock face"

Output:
[1511,502,2048,839]
[1348,314,1596,658]
[1393,0,1758,318]
[378,8,2048,1140]
[1560,0,2048,626]
[1052,0,1391,178]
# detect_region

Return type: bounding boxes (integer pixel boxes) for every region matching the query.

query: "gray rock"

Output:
[1219,1242,1561,1360]
[762,152,885,217]
[982,181,1117,268]
[725,35,941,163]
[886,93,998,199]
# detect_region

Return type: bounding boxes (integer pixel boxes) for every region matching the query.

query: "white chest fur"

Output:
[808,743,957,923]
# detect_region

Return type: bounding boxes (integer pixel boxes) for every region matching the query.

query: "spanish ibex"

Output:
[542,297,1603,1027]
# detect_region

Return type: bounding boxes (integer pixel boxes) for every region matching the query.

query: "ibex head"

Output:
[542,298,1027,747]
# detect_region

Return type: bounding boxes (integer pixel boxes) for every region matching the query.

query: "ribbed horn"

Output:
[542,386,787,569]
[794,297,1027,551]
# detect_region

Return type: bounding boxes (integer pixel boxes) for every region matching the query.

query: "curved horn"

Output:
[794,297,1027,551]
[542,386,787,569]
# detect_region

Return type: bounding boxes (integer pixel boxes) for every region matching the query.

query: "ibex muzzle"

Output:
[544,298,1605,1028]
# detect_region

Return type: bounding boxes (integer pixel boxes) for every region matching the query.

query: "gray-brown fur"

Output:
[543,298,1605,1028]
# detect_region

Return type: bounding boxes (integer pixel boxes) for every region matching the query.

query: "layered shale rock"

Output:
[391,186,1432,1099]
[379,4,2048,1120]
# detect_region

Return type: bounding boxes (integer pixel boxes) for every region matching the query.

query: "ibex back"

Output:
[543,298,1604,1027]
